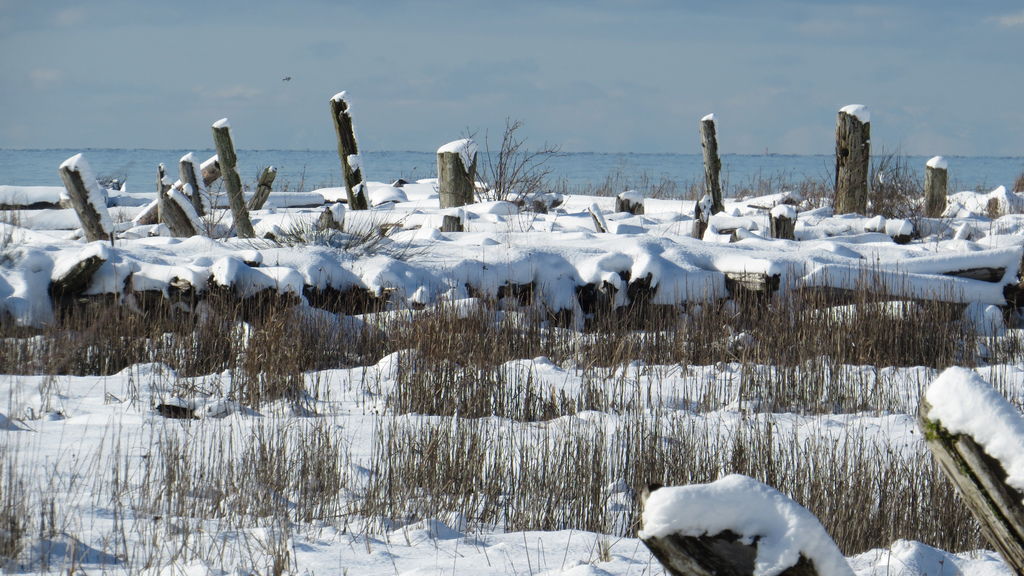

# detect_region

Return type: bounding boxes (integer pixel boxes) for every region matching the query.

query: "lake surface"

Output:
[1,149,1020,196]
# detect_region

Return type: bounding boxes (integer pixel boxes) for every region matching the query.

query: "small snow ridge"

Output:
[331,90,348,102]
[641,475,853,576]
[839,104,870,123]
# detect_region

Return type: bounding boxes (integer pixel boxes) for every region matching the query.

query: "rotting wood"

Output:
[441,214,463,232]
[919,397,1024,574]
[58,160,113,243]
[437,140,477,209]
[247,166,278,210]
[49,253,107,302]
[178,154,205,216]
[834,106,870,215]
[700,114,724,215]
[925,158,949,218]
[158,164,199,237]
[211,119,255,238]
[329,92,369,210]
[615,192,645,215]
[771,213,796,240]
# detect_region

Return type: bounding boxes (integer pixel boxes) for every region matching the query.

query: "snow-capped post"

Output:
[157,164,200,238]
[211,118,255,238]
[437,138,478,208]
[834,105,870,215]
[640,478,851,576]
[770,204,797,240]
[700,113,724,215]
[925,156,948,218]
[247,166,278,210]
[178,153,204,217]
[441,214,463,233]
[588,203,609,233]
[615,190,645,215]
[329,92,369,210]
[693,194,713,239]
[918,368,1024,575]
[57,153,114,243]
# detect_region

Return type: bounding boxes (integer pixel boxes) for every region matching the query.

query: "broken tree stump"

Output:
[441,214,463,233]
[834,105,870,215]
[49,244,111,302]
[178,152,205,216]
[770,204,797,240]
[58,153,113,243]
[247,165,278,210]
[700,113,724,215]
[615,190,645,215]
[211,118,255,238]
[693,194,712,239]
[589,203,609,233]
[330,91,369,210]
[157,164,201,238]
[919,368,1024,575]
[437,138,478,209]
[925,156,948,218]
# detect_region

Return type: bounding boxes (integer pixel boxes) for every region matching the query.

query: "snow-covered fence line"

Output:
[640,476,852,576]
[919,368,1024,575]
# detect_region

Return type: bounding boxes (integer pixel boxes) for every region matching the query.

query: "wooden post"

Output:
[57,153,113,243]
[925,156,948,218]
[441,214,463,233]
[588,203,609,233]
[834,105,870,215]
[615,190,645,215]
[211,118,255,238]
[437,139,478,209]
[157,164,200,237]
[700,114,724,215]
[770,204,796,240]
[329,91,369,210]
[317,203,345,232]
[178,153,205,216]
[247,166,278,210]
[130,154,222,226]
[919,392,1024,573]
[693,194,712,239]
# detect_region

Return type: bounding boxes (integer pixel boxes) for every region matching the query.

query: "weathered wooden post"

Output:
[834,105,870,215]
[441,214,463,233]
[330,91,369,210]
[919,367,1024,575]
[157,164,200,237]
[615,190,645,215]
[247,166,278,210]
[317,203,345,232]
[178,153,204,216]
[924,156,948,218]
[437,138,478,208]
[588,203,609,233]
[58,153,114,243]
[693,194,712,239]
[211,118,255,238]
[770,204,796,240]
[700,113,724,215]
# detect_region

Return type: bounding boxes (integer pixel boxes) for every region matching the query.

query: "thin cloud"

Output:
[54,7,86,27]
[996,10,1024,27]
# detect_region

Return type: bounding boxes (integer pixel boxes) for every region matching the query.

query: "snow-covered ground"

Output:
[3,157,1024,574]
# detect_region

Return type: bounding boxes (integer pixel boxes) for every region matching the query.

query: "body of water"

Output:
[1,149,1021,196]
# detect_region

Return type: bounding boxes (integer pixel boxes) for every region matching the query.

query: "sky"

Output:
[1,0,1022,155]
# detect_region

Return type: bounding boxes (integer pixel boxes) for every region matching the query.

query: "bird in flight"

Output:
[282,76,292,82]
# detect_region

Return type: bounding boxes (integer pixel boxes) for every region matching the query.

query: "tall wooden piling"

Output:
[247,166,278,210]
[437,139,478,208]
[700,114,724,215]
[211,118,255,238]
[58,153,113,243]
[925,156,948,218]
[834,105,870,215]
[178,153,204,216]
[329,91,369,210]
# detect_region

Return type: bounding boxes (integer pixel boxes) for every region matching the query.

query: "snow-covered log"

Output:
[640,477,852,576]
[329,92,368,210]
[700,113,724,215]
[157,164,199,237]
[211,118,255,238]
[834,105,870,215]
[919,368,1024,575]
[57,153,113,243]
[615,190,645,215]
[177,152,205,216]
[247,165,277,210]
[49,242,111,302]
[770,204,796,240]
[437,138,477,209]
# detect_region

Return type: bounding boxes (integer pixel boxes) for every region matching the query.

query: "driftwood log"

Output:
[919,396,1024,574]
[643,530,820,576]
[211,119,255,238]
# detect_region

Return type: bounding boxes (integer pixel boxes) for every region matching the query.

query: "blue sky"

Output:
[1,1,1022,155]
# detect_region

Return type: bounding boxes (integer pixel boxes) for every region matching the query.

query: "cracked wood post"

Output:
[130,154,221,226]
[925,156,949,218]
[58,153,113,243]
[693,194,712,239]
[178,153,205,216]
[437,138,478,209]
[247,166,278,210]
[157,164,199,237]
[700,113,724,215]
[834,105,870,215]
[919,395,1024,574]
[330,91,368,210]
[211,118,255,238]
